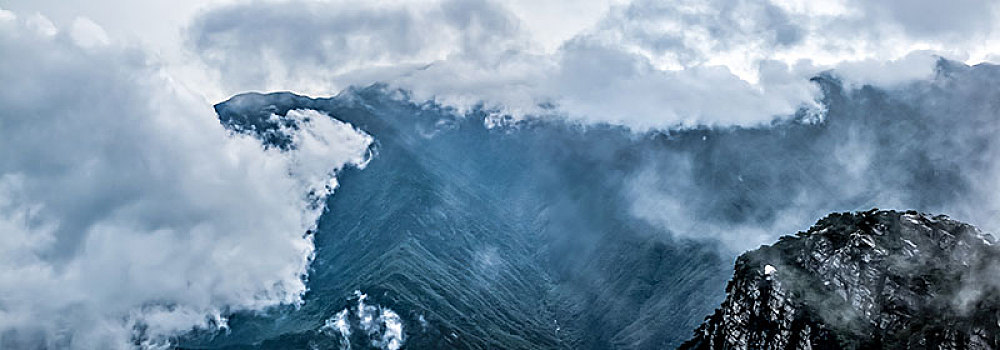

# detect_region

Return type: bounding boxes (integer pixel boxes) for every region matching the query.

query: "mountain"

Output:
[681,209,1000,350]
[178,59,1000,349]
[179,87,733,350]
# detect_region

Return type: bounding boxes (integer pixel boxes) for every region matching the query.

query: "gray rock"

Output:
[682,209,1000,350]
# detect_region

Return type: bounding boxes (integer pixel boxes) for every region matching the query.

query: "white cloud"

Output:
[186,0,821,129]
[68,17,110,48]
[7,0,998,129]
[0,7,15,22]
[0,14,371,349]
[185,0,1000,130]
[859,0,999,41]
[25,13,57,36]
[187,0,527,95]
[2,0,1000,345]
[623,60,1000,253]
[829,51,940,88]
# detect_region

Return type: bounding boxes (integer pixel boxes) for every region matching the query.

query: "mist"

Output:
[624,60,1000,252]
[3,0,1000,347]
[195,60,1000,347]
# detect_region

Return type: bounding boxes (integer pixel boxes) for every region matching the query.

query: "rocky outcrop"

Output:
[682,209,1000,350]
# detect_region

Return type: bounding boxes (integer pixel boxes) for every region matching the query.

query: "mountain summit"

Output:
[682,210,1000,349]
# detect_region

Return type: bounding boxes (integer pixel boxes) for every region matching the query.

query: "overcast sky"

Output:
[2,0,998,127]
[0,0,998,348]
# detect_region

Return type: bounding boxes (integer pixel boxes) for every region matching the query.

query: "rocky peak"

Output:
[681,209,1000,350]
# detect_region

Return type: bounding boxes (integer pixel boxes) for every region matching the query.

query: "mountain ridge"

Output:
[182,59,1000,349]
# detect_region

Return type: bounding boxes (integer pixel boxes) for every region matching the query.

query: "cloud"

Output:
[186,0,819,129]
[829,51,940,88]
[622,60,1000,252]
[185,0,1000,130]
[6,0,1000,127]
[68,17,110,48]
[187,0,526,94]
[0,13,371,349]
[179,0,1000,260]
[3,0,1000,345]
[859,0,999,40]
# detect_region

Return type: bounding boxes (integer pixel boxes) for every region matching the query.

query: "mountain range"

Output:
[179,60,1000,349]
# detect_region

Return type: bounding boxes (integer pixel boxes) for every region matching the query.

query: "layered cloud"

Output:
[187,0,999,129]
[0,12,371,348]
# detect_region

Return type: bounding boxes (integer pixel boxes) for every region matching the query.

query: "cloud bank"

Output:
[0,12,371,349]
[624,61,1000,251]
[183,0,1000,250]
[188,0,999,129]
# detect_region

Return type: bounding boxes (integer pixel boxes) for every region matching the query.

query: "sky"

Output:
[3,0,999,127]
[0,0,999,348]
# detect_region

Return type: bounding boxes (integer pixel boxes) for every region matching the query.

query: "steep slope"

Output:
[182,92,568,349]
[179,60,1000,350]
[178,87,732,349]
[682,210,1000,349]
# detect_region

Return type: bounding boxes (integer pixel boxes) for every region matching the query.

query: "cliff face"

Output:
[682,210,1000,350]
